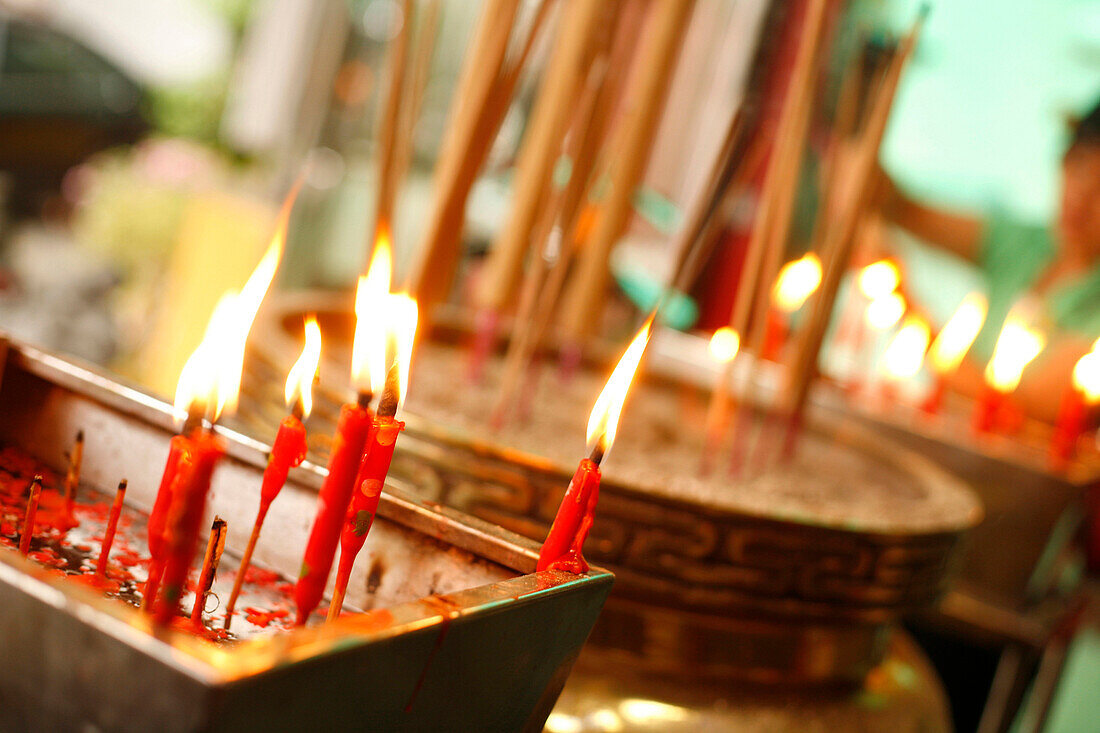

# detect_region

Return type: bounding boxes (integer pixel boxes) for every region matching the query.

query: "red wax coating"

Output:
[153,430,225,625]
[1051,388,1088,467]
[260,414,308,519]
[18,478,42,556]
[332,418,405,611]
[143,435,187,607]
[95,483,127,577]
[538,458,600,574]
[295,402,372,625]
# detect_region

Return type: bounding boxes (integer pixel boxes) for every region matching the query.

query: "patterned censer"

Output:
[246,292,982,702]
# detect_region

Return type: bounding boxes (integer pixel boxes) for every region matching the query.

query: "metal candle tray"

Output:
[0,339,612,732]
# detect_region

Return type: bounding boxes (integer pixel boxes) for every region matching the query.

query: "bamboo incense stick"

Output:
[781,12,926,449]
[18,475,42,557]
[490,54,611,424]
[391,0,442,195]
[474,0,607,332]
[557,0,694,346]
[372,0,414,243]
[409,0,523,310]
[95,480,127,578]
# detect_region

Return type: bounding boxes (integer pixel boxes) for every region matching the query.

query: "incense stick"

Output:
[95,480,127,578]
[781,11,926,451]
[371,0,414,241]
[557,0,694,347]
[18,475,42,557]
[390,0,442,196]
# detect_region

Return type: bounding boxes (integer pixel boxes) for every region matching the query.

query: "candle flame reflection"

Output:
[929,293,987,374]
[772,253,822,313]
[352,228,394,395]
[284,316,322,418]
[985,311,1045,393]
[586,318,653,458]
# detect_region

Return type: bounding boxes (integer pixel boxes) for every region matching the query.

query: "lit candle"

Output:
[328,295,417,620]
[878,317,930,402]
[922,293,987,413]
[1051,349,1100,466]
[224,316,321,628]
[539,318,652,573]
[295,240,392,626]
[974,310,1045,434]
[145,181,299,614]
[765,253,822,360]
[701,327,740,476]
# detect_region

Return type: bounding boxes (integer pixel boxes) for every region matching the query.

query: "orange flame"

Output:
[586,318,653,457]
[985,311,1045,393]
[865,292,906,331]
[174,183,300,423]
[379,293,418,411]
[351,230,394,395]
[928,293,987,374]
[880,317,930,380]
[1073,350,1100,404]
[284,316,322,418]
[857,259,900,300]
[708,327,740,364]
[772,253,822,313]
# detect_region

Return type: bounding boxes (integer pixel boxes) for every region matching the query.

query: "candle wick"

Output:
[292,396,305,420]
[357,391,373,409]
[587,442,605,467]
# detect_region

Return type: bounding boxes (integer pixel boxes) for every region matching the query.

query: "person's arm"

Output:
[878,175,986,264]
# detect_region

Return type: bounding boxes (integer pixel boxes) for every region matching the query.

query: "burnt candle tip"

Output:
[75,430,84,443]
[377,364,401,418]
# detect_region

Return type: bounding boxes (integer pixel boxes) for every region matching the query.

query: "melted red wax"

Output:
[537,458,600,574]
[405,595,461,712]
[244,607,289,628]
[0,444,298,642]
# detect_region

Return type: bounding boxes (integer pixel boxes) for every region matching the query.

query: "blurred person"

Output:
[872,94,1100,421]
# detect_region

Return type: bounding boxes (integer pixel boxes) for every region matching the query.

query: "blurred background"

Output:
[0,0,1096,391]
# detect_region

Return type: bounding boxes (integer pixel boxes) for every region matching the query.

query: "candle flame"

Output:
[857,259,900,300]
[284,316,322,418]
[985,312,1045,393]
[351,229,394,395]
[383,293,418,412]
[926,293,987,374]
[174,293,243,423]
[865,292,906,331]
[1073,350,1100,404]
[173,182,300,423]
[772,253,822,313]
[586,318,653,458]
[708,327,740,364]
[880,317,930,380]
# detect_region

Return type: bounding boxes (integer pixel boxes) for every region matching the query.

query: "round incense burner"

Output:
[247,294,982,686]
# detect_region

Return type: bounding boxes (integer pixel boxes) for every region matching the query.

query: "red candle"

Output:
[153,429,225,625]
[295,401,373,625]
[539,318,652,575]
[329,415,404,619]
[224,413,308,626]
[924,293,988,415]
[95,480,127,578]
[975,312,1044,434]
[143,433,189,610]
[538,458,600,573]
[1051,350,1100,466]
